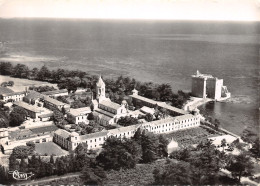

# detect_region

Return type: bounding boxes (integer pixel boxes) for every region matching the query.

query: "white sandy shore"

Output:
[0,75,58,92]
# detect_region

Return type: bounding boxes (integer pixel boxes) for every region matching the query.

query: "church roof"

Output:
[96,76,105,87]
[99,100,121,110]
[94,108,115,117]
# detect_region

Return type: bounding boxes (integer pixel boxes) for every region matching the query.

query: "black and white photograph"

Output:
[0,0,259,185]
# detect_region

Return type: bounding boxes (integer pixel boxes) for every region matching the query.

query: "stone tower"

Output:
[96,75,106,102]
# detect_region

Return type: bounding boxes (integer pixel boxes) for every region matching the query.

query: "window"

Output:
[95,139,96,142]
[90,140,92,143]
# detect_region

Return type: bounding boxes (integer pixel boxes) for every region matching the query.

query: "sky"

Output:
[0,0,259,21]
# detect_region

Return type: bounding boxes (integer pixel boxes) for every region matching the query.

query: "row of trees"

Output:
[28,85,56,93]
[3,142,95,184]
[0,62,191,108]
[0,62,92,93]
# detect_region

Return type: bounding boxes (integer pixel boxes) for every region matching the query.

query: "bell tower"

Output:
[96,75,106,102]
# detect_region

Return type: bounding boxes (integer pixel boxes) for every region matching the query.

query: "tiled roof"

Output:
[0,87,14,95]
[2,91,25,97]
[129,94,158,105]
[24,91,43,100]
[79,131,108,141]
[13,101,43,113]
[9,129,33,140]
[94,108,115,118]
[108,124,141,135]
[142,117,175,127]
[42,89,68,96]
[38,113,54,118]
[43,95,66,106]
[93,111,114,122]
[69,107,91,116]
[130,94,188,115]
[55,129,71,139]
[99,100,121,110]
[174,114,195,121]
[30,125,58,134]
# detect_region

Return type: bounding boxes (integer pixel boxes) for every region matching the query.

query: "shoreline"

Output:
[183,97,213,112]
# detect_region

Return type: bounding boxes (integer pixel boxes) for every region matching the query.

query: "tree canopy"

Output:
[9,106,27,127]
[117,116,138,127]
[96,136,142,170]
[226,152,254,182]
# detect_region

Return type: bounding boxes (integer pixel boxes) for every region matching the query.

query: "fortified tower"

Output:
[191,70,230,100]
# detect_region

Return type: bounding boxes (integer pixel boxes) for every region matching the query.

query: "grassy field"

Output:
[164,126,222,146]
[35,142,69,156]
[0,75,57,92]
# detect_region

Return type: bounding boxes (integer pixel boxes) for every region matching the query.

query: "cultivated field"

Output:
[0,75,57,92]
[164,126,222,146]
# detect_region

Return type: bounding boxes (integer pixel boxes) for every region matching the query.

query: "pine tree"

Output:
[9,155,19,171]
[50,155,54,164]
[80,164,106,185]
[140,131,159,163]
[19,158,28,172]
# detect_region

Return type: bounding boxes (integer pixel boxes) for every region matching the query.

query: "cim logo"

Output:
[8,170,34,180]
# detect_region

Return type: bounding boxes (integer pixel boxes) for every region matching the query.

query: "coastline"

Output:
[183,97,213,112]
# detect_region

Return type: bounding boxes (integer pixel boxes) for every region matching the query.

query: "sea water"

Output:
[0,19,259,135]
